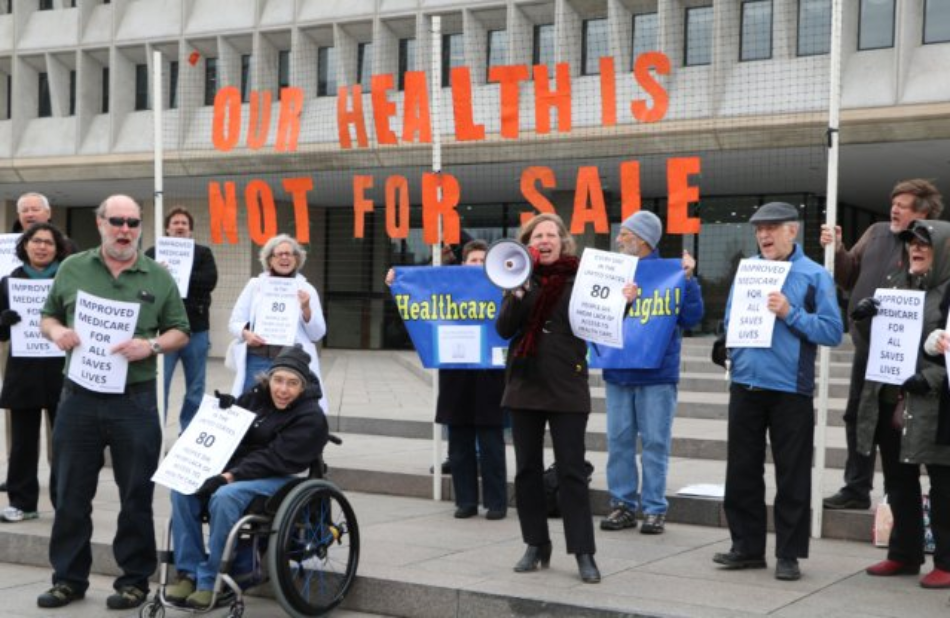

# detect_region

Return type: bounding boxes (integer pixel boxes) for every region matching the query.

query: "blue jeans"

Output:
[243,355,273,394]
[49,381,161,593]
[163,329,211,431]
[604,382,677,515]
[171,477,292,591]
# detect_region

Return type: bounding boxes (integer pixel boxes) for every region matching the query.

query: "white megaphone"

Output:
[484,239,538,290]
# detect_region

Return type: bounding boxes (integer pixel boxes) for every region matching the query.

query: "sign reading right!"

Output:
[866,289,925,385]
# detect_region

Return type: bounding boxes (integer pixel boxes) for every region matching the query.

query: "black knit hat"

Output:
[269,344,311,382]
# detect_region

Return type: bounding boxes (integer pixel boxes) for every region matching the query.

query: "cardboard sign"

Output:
[253,277,300,347]
[569,248,638,348]
[155,237,195,299]
[67,290,139,393]
[865,289,925,386]
[8,279,63,358]
[726,259,792,348]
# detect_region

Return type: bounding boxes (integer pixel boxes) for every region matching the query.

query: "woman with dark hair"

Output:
[496,213,599,584]
[0,222,72,522]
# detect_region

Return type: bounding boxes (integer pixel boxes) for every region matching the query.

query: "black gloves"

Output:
[711,334,728,368]
[214,390,236,409]
[902,374,931,395]
[0,309,21,326]
[194,475,228,499]
[850,297,880,321]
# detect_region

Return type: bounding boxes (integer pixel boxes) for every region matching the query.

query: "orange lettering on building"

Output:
[600,57,617,127]
[451,67,485,142]
[519,166,557,225]
[275,87,303,152]
[211,86,241,152]
[571,167,609,234]
[245,180,279,245]
[282,177,313,244]
[337,85,369,149]
[533,63,572,135]
[208,181,239,244]
[620,160,642,221]
[632,52,670,124]
[422,173,461,244]
[488,65,530,139]
[246,90,273,150]
[402,72,432,144]
[352,175,374,238]
[667,157,702,234]
[371,74,398,145]
[386,175,410,239]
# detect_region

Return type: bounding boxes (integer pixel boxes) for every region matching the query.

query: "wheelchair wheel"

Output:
[268,480,360,617]
[138,600,164,618]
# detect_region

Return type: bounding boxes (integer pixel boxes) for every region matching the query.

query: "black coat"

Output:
[496,275,590,413]
[0,267,65,410]
[435,369,506,426]
[145,243,218,332]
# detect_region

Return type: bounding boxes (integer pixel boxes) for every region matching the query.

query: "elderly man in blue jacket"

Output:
[713,202,843,582]
[600,211,704,535]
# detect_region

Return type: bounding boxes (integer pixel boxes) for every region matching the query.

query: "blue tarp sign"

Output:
[389,266,510,369]
[589,259,686,369]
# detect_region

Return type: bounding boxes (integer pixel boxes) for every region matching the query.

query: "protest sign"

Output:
[67,290,139,393]
[0,234,22,277]
[8,279,62,358]
[152,394,256,494]
[569,248,638,348]
[155,237,195,298]
[726,259,792,348]
[253,277,300,347]
[866,289,925,386]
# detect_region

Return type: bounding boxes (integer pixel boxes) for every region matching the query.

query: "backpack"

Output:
[544,460,595,518]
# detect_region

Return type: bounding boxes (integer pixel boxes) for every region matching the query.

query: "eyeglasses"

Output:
[271,251,295,259]
[105,217,142,229]
[28,237,55,246]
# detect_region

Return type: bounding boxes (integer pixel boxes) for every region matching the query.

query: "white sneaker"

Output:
[1,506,38,522]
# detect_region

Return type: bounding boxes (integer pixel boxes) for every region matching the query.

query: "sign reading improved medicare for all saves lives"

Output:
[8,279,63,358]
[155,237,195,299]
[726,259,792,348]
[253,277,300,347]
[67,290,139,393]
[569,248,638,348]
[0,234,22,278]
[866,289,925,386]
[152,394,256,494]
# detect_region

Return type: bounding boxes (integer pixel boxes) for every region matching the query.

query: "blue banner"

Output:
[589,259,686,369]
[390,266,510,369]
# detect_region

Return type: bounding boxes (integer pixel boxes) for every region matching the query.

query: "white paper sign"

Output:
[152,394,256,494]
[0,234,22,277]
[253,278,300,347]
[437,325,481,364]
[155,237,195,299]
[726,259,793,348]
[865,289,925,386]
[8,279,63,358]
[568,248,639,348]
[67,291,139,393]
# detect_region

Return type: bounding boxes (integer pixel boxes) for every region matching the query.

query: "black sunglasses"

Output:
[105,217,142,229]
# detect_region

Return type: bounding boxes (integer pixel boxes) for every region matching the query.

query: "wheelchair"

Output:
[140,435,359,618]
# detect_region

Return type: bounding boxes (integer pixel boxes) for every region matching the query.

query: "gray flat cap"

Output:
[749,202,799,224]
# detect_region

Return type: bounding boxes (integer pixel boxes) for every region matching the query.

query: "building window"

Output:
[632,13,659,61]
[487,29,507,77]
[239,54,251,102]
[798,0,832,56]
[277,50,290,91]
[134,63,149,110]
[582,18,609,75]
[68,69,76,116]
[441,33,464,87]
[39,0,52,10]
[204,57,218,106]
[858,0,895,50]
[357,42,373,89]
[685,6,713,66]
[101,67,109,114]
[168,60,178,109]
[741,1,773,61]
[398,37,416,91]
[317,46,336,97]
[38,72,51,117]
[533,23,555,72]
[5,74,11,120]
[924,0,950,44]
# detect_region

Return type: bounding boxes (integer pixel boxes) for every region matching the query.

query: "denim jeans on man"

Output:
[49,381,161,594]
[604,382,677,515]
[171,477,292,590]
[243,355,273,394]
[163,329,210,431]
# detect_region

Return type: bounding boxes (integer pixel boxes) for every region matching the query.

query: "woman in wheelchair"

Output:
[167,344,328,609]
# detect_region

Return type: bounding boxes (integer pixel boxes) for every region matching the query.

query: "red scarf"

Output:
[514,255,580,358]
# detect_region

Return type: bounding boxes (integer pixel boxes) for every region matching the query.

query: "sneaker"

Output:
[37,583,85,608]
[106,585,147,610]
[600,505,638,531]
[165,575,196,603]
[1,506,39,523]
[822,491,871,510]
[640,513,666,535]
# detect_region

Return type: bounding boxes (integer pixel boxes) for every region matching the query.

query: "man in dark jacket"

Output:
[822,179,943,510]
[146,207,218,431]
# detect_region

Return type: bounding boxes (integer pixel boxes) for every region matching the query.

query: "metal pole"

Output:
[430,15,444,501]
[812,0,843,539]
[152,50,167,440]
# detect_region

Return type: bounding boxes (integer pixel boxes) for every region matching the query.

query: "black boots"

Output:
[513,542,552,572]
[576,553,601,584]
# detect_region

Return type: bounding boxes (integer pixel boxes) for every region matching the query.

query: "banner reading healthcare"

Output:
[589,259,687,369]
[152,394,256,494]
[254,277,300,347]
[8,279,63,358]
[0,234,22,277]
[67,290,139,393]
[155,237,195,299]
[390,265,509,369]
[866,288,925,386]
[569,248,638,348]
[726,259,792,348]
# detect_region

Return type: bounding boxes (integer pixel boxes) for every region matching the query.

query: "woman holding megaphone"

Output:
[495,213,600,584]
